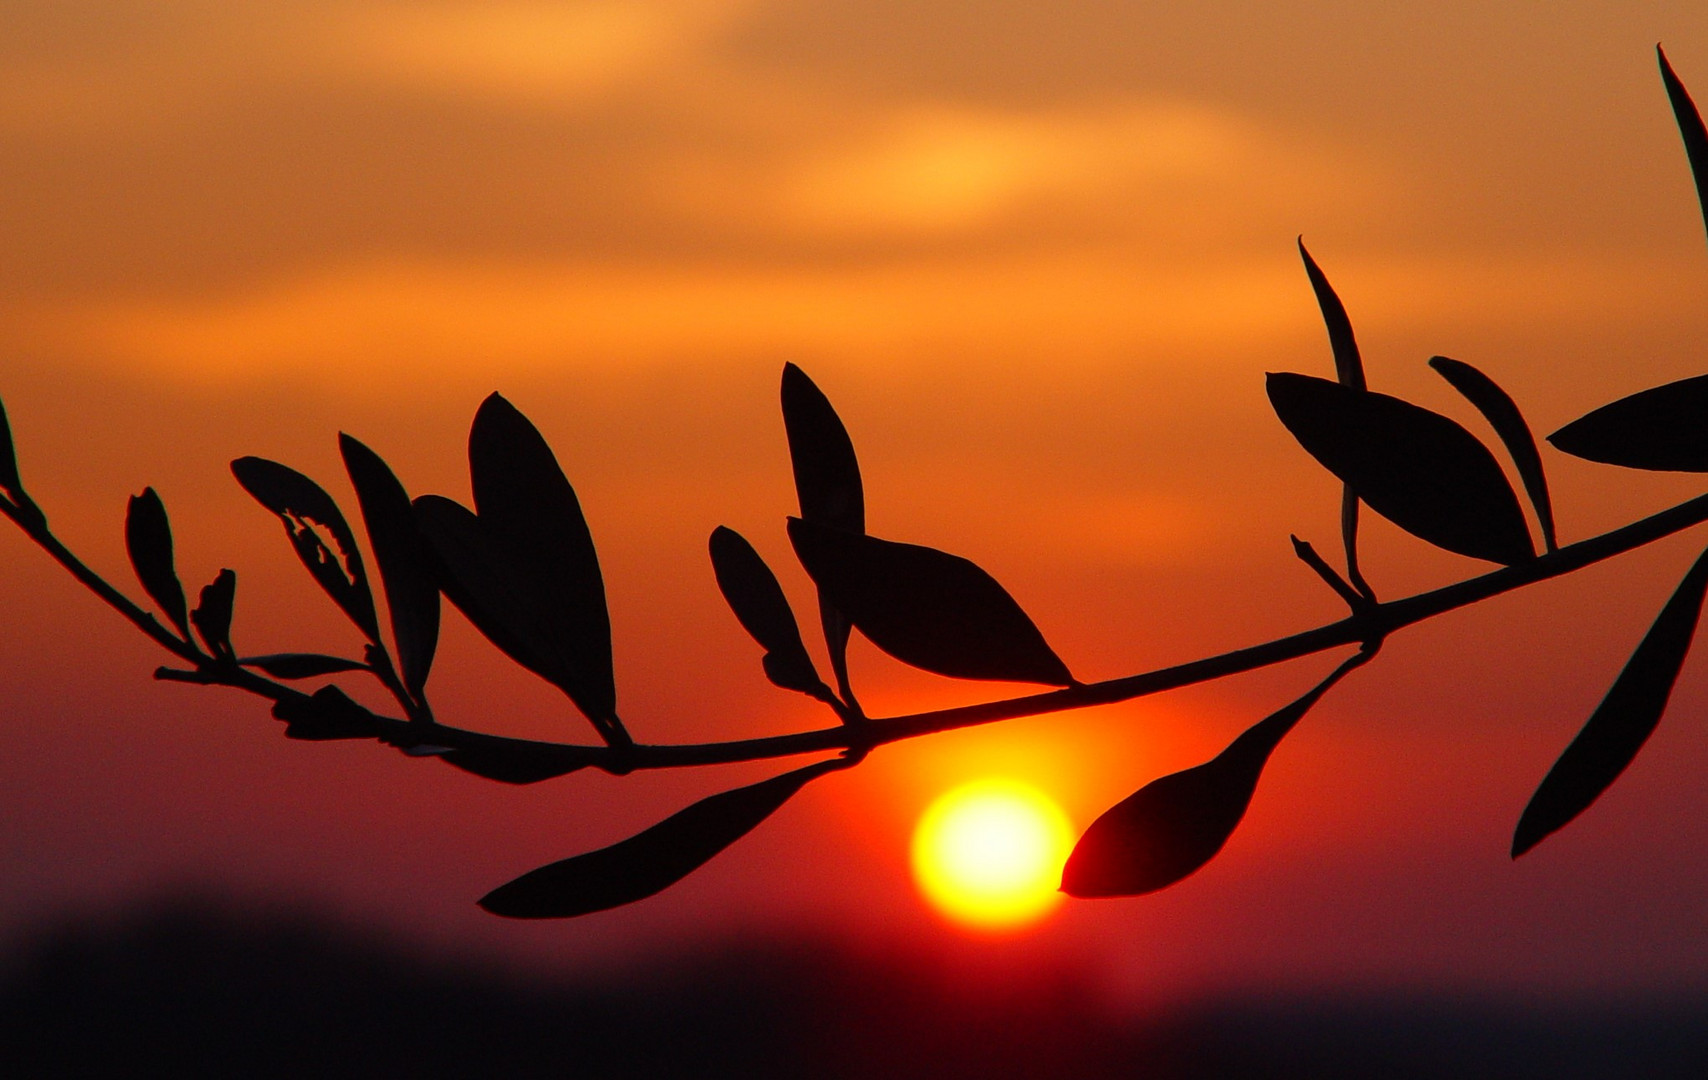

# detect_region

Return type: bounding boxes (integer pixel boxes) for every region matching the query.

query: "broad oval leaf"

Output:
[1062,653,1365,897]
[240,652,368,679]
[1548,374,1708,472]
[787,518,1073,686]
[1267,372,1535,565]
[190,569,237,660]
[1429,356,1557,552]
[440,741,588,785]
[340,434,440,701]
[709,526,824,696]
[0,392,20,499]
[466,394,617,730]
[231,457,379,640]
[1512,544,1708,857]
[1660,46,1708,246]
[125,487,189,639]
[480,758,844,918]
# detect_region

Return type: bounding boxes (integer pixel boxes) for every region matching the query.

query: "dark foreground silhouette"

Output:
[1,899,1704,1079]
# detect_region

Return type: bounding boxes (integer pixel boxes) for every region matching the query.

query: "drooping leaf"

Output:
[440,741,588,785]
[787,518,1074,686]
[1429,356,1557,553]
[709,526,826,696]
[125,487,190,639]
[0,392,21,500]
[340,434,440,702]
[240,653,369,679]
[190,569,237,660]
[270,685,383,741]
[480,758,844,918]
[1061,651,1368,898]
[1548,374,1708,472]
[1297,240,1366,391]
[465,394,618,736]
[1512,544,1708,857]
[1660,45,1708,246]
[1267,372,1535,565]
[230,457,380,640]
[781,364,864,707]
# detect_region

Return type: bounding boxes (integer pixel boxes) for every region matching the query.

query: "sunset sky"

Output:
[5,1,1708,1007]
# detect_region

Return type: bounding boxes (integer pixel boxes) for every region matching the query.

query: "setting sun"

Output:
[910,778,1076,931]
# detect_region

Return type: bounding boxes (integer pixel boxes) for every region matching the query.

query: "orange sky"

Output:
[5,1,1708,1003]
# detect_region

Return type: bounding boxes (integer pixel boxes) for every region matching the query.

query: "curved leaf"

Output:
[480,758,844,918]
[441,742,587,785]
[1267,372,1535,565]
[1660,46,1708,246]
[1548,374,1708,472]
[240,653,368,679]
[1512,544,1708,857]
[231,457,379,640]
[466,394,618,736]
[125,487,189,639]
[781,364,864,707]
[709,526,826,696]
[340,434,440,701]
[1429,356,1556,552]
[0,392,20,500]
[1061,652,1368,898]
[1297,240,1365,391]
[190,569,237,660]
[787,518,1073,686]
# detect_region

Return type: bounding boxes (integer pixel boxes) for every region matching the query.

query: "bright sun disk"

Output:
[910,778,1075,931]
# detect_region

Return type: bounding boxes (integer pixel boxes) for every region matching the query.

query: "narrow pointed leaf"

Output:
[480,758,844,918]
[1429,356,1556,552]
[239,653,368,679]
[787,518,1073,685]
[231,457,379,640]
[781,364,864,706]
[1267,372,1535,565]
[1062,652,1367,898]
[340,434,440,701]
[0,393,21,499]
[1297,241,1366,391]
[190,569,237,660]
[1512,545,1708,857]
[441,742,587,785]
[1660,46,1708,246]
[1548,374,1708,472]
[466,394,618,734]
[709,526,825,696]
[269,685,382,741]
[125,488,190,638]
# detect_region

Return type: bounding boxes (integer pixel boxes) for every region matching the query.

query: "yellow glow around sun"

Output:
[911,778,1075,931]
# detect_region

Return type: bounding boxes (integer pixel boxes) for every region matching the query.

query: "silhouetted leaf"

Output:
[230,457,379,640]
[1548,374,1708,472]
[709,526,826,696]
[1267,372,1535,565]
[1297,241,1366,391]
[240,653,368,679]
[190,569,236,660]
[270,685,383,741]
[125,488,190,639]
[1512,545,1708,857]
[1061,652,1367,898]
[787,518,1073,686]
[441,741,588,785]
[464,393,619,739]
[1660,46,1708,244]
[782,364,864,707]
[1429,356,1556,553]
[480,758,844,918]
[0,392,20,499]
[340,434,440,701]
